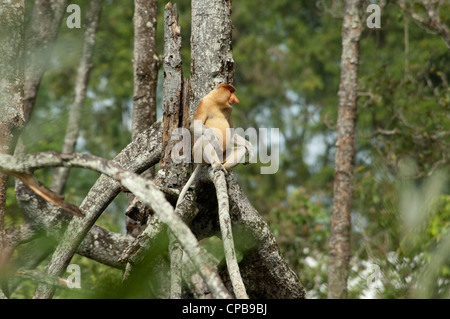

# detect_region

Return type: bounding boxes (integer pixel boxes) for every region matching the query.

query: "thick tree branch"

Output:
[158,2,191,187]
[161,2,193,299]
[225,173,305,299]
[78,226,133,270]
[168,230,183,299]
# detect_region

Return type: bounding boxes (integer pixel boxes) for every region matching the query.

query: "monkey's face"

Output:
[228,91,239,105]
[215,84,239,105]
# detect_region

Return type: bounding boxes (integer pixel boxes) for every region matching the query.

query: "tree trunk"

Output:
[0,1,25,295]
[126,0,159,236]
[159,2,190,185]
[23,0,69,123]
[328,0,363,299]
[189,0,235,116]
[161,4,188,298]
[132,0,158,140]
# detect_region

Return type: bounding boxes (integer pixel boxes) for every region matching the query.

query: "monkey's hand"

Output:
[202,127,219,143]
[212,161,228,175]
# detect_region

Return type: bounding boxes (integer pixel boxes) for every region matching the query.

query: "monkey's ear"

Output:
[217,84,236,93]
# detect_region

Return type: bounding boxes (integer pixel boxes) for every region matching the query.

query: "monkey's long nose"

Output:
[229,93,239,104]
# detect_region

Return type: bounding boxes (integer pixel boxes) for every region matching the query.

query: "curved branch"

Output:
[210,168,248,299]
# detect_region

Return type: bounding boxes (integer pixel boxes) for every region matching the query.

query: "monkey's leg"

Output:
[235,134,254,163]
[224,134,254,168]
[222,146,247,170]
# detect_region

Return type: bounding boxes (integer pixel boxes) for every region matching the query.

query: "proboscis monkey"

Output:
[176,84,253,207]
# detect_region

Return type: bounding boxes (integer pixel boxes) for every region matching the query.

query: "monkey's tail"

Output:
[175,165,201,208]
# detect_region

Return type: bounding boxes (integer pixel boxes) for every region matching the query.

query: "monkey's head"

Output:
[215,84,240,105]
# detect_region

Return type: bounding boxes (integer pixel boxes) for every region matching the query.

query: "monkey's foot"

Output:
[212,162,228,175]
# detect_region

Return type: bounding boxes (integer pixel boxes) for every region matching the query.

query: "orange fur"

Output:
[193,84,239,153]
[177,84,251,208]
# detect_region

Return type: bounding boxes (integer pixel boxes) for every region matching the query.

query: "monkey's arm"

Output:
[190,118,215,139]
[177,121,223,208]
[191,110,224,167]
[190,100,208,135]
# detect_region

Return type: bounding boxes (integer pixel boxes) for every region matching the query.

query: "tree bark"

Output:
[132,0,158,140]
[13,176,133,270]
[328,0,363,299]
[23,0,69,123]
[159,2,190,187]
[160,2,189,299]
[189,0,235,117]
[50,0,103,194]
[0,1,26,292]
[126,0,159,236]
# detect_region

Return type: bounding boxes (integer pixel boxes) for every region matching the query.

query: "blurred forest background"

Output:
[7,0,449,298]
